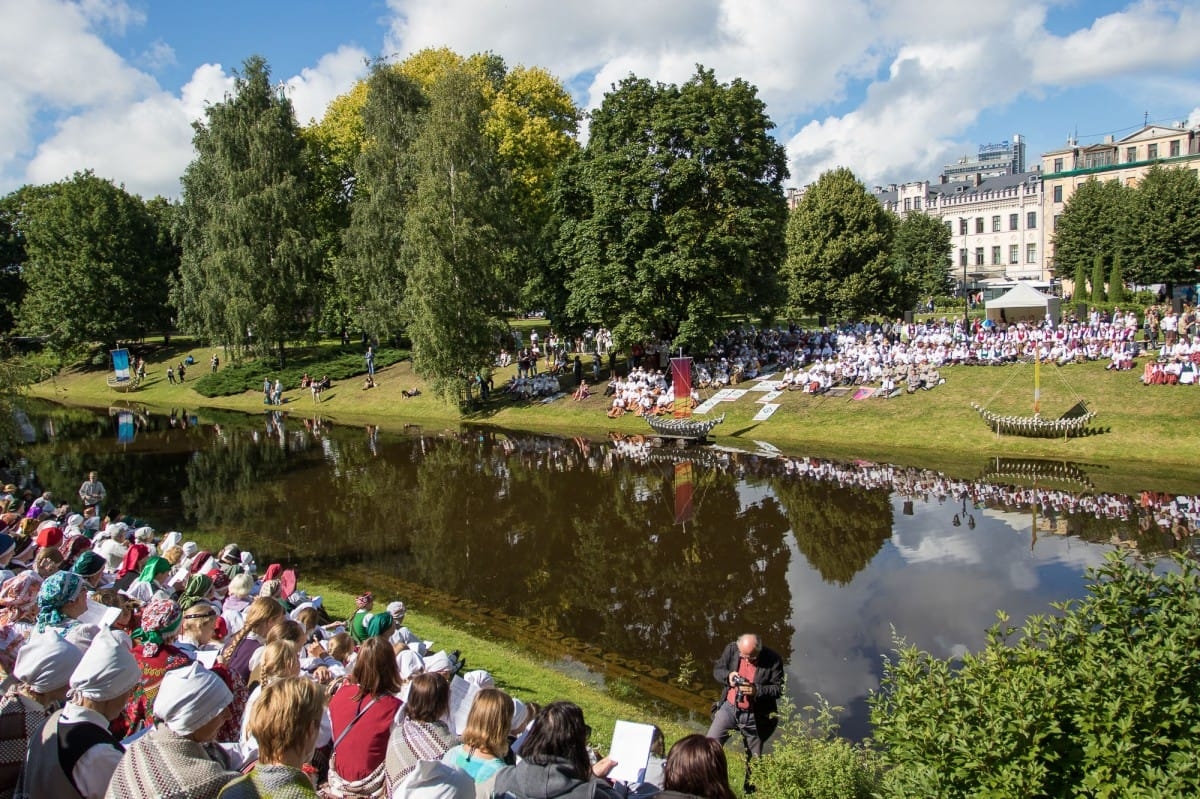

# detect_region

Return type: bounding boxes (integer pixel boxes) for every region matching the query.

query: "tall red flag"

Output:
[671,357,693,418]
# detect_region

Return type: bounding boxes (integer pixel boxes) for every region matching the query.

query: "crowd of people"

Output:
[0,472,754,799]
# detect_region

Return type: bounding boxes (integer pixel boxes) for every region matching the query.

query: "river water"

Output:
[15,403,1199,738]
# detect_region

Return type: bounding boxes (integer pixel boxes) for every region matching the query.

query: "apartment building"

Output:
[1041,123,1200,272]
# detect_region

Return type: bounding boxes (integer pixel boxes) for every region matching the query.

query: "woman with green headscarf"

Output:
[178,573,214,612]
[125,555,173,605]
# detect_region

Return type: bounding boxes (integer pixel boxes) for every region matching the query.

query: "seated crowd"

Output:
[0,494,735,799]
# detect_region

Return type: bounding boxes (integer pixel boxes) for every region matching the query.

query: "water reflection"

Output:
[15,404,1200,738]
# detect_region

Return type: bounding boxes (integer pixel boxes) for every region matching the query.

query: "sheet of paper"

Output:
[607,719,656,784]
[752,403,779,421]
[448,675,479,735]
[756,390,783,403]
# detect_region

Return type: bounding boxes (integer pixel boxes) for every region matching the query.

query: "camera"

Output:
[730,674,750,687]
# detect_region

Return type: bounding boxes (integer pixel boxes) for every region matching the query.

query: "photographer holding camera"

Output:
[705,633,784,792]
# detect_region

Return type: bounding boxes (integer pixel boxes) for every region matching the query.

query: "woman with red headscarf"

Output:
[114,543,149,592]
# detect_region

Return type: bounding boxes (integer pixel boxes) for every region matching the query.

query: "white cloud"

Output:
[25,64,233,198]
[138,39,177,72]
[284,44,370,126]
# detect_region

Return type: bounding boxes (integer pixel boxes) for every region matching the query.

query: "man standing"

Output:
[365,345,375,379]
[706,633,784,792]
[78,471,105,515]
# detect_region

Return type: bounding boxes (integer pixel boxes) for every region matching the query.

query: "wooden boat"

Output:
[106,375,139,393]
[973,352,1096,438]
[645,412,725,442]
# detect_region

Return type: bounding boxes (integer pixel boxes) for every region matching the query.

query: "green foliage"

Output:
[891,212,952,303]
[1051,177,1132,281]
[0,185,43,334]
[174,55,320,364]
[784,168,896,320]
[560,66,789,350]
[1129,165,1200,286]
[191,346,405,397]
[1072,259,1089,302]
[753,692,883,799]
[401,66,511,404]
[17,172,175,352]
[1108,252,1127,305]
[1091,252,1107,303]
[871,553,1200,798]
[337,61,427,342]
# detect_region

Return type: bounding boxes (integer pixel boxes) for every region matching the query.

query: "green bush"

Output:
[192,347,406,397]
[751,693,883,799]
[871,553,1200,798]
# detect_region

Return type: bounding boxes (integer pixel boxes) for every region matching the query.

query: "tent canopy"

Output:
[985,282,1060,325]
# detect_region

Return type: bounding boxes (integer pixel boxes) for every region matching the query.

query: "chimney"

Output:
[973,173,982,187]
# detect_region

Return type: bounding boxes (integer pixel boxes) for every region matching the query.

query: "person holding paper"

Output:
[704,634,784,792]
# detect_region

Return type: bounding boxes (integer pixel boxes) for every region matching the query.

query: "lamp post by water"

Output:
[959,218,969,330]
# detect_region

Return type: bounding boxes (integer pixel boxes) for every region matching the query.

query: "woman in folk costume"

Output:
[35,570,89,643]
[122,597,191,736]
[104,661,241,799]
[113,542,149,593]
[325,637,404,798]
[383,673,457,793]
[0,629,83,799]
[124,554,173,604]
[16,628,141,799]
[218,677,326,799]
[218,596,286,686]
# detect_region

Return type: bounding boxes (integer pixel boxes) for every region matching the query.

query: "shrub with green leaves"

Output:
[751,693,883,799]
[192,347,406,397]
[871,553,1200,798]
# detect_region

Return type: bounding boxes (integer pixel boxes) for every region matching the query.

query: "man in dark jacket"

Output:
[705,634,784,791]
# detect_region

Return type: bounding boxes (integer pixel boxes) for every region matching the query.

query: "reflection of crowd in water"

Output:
[451,429,1200,552]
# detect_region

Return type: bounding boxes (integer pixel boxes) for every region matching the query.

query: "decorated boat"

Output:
[972,352,1096,438]
[645,412,725,441]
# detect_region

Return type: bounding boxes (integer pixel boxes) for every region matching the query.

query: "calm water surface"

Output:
[16,403,1199,738]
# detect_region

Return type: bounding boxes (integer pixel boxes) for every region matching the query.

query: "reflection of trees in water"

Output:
[181,431,296,530]
[771,478,893,585]
[32,447,193,524]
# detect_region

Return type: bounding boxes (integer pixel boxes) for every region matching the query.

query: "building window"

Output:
[1009,213,1018,230]
[1053,214,1061,231]
[992,215,1001,232]
[1008,244,1018,264]
[1126,146,1137,163]
[1148,143,1158,159]
[975,247,984,266]
[1170,140,1181,157]
[913,197,922,210]
[1026,243,1036,264]
[1053,157,1063,172]
[1027,211,1036,229]
[959,248,968,267]
[975,217,984,234]
[945,220,953,233]
[1053,185,1063,203]
[904,197,911,211]
[992,246,1002,265]
[959,218,968,235]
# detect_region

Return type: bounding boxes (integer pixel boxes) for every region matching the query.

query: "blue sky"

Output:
[3,0,1199,198]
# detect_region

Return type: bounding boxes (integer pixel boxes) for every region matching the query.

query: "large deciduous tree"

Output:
[337,62,426,343]
[1128,165,1200,288]
[1051,177,1132,284]
[561,66,789,351]
[17,172,173,351]
[783,168,895,320]
[891,212,952,306]
[401,66,512,404]
[174,55,319,365]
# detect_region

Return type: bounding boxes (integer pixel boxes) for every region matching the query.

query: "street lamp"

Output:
[959,218,969,329]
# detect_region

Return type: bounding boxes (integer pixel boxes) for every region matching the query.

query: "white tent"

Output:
[985,282,1060,326]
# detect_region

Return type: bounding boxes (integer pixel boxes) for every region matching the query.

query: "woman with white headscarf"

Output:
[17,628,141,799]
[0,629,83,798]
[104,661,241,799]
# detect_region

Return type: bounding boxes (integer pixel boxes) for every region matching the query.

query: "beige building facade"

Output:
[1041,123,1200,274]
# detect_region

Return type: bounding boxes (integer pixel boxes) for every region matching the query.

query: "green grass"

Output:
[191,345,406,397]
[26,338,1200,493]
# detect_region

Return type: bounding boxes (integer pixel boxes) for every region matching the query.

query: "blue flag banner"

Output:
[117,411,135,444]
[111,349,131,381]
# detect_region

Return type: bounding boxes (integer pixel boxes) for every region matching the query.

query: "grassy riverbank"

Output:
[28,338,1200,493]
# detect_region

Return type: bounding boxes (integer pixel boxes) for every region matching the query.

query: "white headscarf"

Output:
[153,661,233,737]
[160,531,182,552]
[394,760,474,798]
[397,649,425,680]
[14,628,83,693]
[69,628,140,701]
